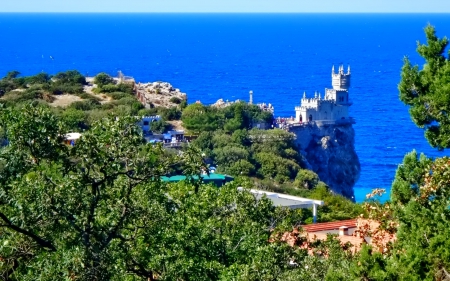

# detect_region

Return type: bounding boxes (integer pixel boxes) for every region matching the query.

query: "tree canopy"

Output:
[0,104,317,280]
[399,24,450,149]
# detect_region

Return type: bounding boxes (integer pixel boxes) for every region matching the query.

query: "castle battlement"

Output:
[294,65,353,124]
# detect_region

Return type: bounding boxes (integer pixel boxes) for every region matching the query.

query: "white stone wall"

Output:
[295,100,349,122]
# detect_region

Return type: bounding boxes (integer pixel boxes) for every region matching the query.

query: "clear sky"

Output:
[2,0,450,13]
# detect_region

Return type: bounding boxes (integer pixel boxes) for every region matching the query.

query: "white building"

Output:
[295,65,353,124]
[237,187,324,223]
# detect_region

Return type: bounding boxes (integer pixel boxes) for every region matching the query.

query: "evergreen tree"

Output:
[399,24,450,149]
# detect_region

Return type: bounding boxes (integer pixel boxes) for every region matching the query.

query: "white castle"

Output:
[295,65,353,124]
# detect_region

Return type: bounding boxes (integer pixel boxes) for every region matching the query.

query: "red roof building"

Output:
[282,218,396,253]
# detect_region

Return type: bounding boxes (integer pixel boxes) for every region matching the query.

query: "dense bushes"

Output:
[192,123,306,184]
[150,119,171,133]
[0,70,86,101]
[184,101,302,182]
[181,102,273,134]
[68,99,101,111]
[92,72,134,95]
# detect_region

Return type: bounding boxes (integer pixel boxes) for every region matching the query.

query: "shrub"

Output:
[107,92,130,100]
[138,108,159,116]
[68,100,101,111]
[116,83,134,95]
[169,97,182,104]
[160,107,182,120]
[53,70,86,85]
[294,169,320,189]
[50,84,84,95]
[100,84,120,93]
[150,119,171,134]
[94,72,114,87]
[101,103,117,110]
[116,97,140,106]
[86,109,110,125]
[61,108,87,130]
[77,93,101,101]
[2,89,43,103]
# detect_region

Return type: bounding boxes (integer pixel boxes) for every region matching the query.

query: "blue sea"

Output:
[1,13,450,202]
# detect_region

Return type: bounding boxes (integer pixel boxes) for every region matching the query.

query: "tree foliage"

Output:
[149,119,171,134]
[93,72,114,87]
[181,102,273,134]
[399,24,450,149]
[386,152,450,280]
[0,104,314,280]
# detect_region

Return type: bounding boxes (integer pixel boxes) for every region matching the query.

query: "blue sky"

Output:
[2,0,449,13]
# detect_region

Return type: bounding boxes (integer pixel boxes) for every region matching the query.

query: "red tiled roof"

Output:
[301,219,357,233]
[281,218,396,254]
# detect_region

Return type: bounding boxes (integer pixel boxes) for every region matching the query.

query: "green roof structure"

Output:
[161,173,234,187]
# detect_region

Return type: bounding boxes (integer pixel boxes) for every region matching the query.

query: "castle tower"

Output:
[296,66,353,124]
[332,65,351,90]
[249,90,253,105]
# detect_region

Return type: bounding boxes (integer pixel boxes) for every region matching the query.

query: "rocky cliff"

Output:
[289,124,360,200]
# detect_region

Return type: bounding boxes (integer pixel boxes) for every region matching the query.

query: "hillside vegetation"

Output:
[0,71,185,131]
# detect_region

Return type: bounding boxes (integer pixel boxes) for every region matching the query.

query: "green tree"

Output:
[294,169,320,189]
[53,70,86,85]
[5,71,20,80]
[399,24,450,149]
[0,104,307,280]
[24,72,52,86]
[226,159,255,176]
[181,103,219,133]
[255,152,300,183]
[0,104,179,279]
[379,26,450,280]
[60,108,88,131]
[150,119,171,133]
[94,72,114,87]
[387,153,450,280]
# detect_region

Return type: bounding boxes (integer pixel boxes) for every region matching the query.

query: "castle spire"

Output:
[303,91,306,99]
[347,65,351,74]
[332,65,335,75]
[314,91,317,99]
[318,92,321,100]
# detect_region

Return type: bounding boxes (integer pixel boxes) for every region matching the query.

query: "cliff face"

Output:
[289,124,360,200]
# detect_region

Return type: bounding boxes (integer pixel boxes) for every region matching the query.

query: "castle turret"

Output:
[332,64,351,90]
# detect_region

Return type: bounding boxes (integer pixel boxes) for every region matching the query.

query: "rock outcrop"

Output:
[289,124,360,200]
[135,81,187,108]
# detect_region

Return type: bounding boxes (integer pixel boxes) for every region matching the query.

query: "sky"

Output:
[1,0,450,13]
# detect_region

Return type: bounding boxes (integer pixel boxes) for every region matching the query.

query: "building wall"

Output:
[332,74,350,90]
[295,102,349,122]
